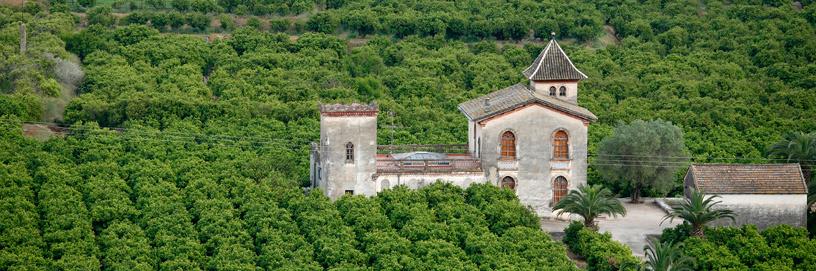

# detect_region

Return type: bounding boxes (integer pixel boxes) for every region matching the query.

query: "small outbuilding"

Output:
[684,163,808,229]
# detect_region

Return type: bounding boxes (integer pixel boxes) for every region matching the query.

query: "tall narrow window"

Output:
[501,176,516,190]
[553,130,569,159]
[559,86,567,96]
[500,131,516,160]
[345,142,354,163]
[549,86,556,96]
[553,176,568,205]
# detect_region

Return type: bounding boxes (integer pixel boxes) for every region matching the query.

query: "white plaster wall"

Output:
[710,194,807,229]
[374,173,488,193]
[319,115,378,199]
[531,81,579,103]
[468,120,475,154]
[478,105,588,216]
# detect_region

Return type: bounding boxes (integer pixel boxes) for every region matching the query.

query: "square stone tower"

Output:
[312,103,378,199]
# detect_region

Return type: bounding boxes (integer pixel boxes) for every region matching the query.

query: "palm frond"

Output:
[554,184,626,227]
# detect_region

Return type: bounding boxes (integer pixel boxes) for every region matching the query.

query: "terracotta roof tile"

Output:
[688,163,807,194]
[457,84,596,122]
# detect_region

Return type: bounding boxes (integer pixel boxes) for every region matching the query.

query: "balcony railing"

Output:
[377,144,469,154]
[376,158,482,173]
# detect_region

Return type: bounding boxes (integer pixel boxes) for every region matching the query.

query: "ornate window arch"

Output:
[553,176,568,205]
[501,176,516,190]
[345,142,354,163]
[559,86,567,96]
[500,131,516,160]
[549,86,556,96]
[553,130,569,160]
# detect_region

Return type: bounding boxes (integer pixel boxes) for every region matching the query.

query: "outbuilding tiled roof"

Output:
[457,84,597,122]
[687,164,807,194]
[522,39,587,81]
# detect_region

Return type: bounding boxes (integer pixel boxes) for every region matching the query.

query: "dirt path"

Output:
[540,198,682,258]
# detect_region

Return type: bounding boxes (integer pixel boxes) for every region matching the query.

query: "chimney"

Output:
[19,23,26,54]
[484,98,491,107]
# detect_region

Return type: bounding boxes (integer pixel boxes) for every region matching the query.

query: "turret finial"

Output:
[550,32,556,40]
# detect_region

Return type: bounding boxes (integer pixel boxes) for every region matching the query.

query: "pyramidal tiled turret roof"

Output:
[522,37,587,81]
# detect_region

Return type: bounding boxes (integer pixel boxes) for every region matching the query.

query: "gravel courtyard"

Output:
[540,198,682,258]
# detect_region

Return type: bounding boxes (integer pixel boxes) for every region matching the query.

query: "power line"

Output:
[589,153,816,162]
[12,120,816,165]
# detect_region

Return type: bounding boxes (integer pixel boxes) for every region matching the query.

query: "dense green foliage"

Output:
[0,117,576,269]
[0,8,77,119]
[642,240,694,271]
[660,224,816,271]
[563,221,641,271]
[553,184,626,229]
[4,1,816,194]
[2,1,816,269]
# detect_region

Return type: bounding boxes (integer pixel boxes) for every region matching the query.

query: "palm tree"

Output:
[662,189,735,237]
[553,184,626,230]
[768,131,816,184]
[641,240,694,271]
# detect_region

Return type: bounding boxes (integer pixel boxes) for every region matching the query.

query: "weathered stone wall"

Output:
[531,81,579,103]
[318,114,377,199]
[374,173,488,193]
[477,104,589,216]
[709,194,807,229]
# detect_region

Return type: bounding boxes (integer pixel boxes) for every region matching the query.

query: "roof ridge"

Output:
[527,40,554,79]
[551,40,588,79]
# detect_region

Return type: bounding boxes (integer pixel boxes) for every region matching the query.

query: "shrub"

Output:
[680,237,746,270]
[658,222,692,244]
[663,223,816,271]
[218,14,235,31]
[306,12,339,34]
[187,12,210,32]
[563,222,641,271]
[88,6,116,26]
[269,19,290,33]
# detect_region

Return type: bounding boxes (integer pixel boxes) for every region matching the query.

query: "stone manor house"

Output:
[310,38,597,216]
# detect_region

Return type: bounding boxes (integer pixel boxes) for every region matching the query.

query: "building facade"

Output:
[684,163,808,229]
[311,38,597,216]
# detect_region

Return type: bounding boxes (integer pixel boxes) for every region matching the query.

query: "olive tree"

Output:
[594,120,689,203]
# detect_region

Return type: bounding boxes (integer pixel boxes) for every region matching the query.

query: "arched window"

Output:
[501,176,516,190]
[381,179,390,191]
[553,130,569,159]
[549,86,556,96]
[553,176,568,205]
[500,131,516,160]
[559,86,567,96]
[345,142,354,163]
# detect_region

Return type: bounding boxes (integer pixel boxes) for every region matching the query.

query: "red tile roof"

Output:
[688,163,807,194]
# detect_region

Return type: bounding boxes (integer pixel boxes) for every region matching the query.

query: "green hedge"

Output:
[563,221,640,271]
[660,224,816,271]
[0,94,42,121]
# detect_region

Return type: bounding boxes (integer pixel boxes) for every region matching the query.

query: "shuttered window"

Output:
[500,131,516,160]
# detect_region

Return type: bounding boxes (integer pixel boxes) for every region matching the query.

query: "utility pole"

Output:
[19,22,26,54]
